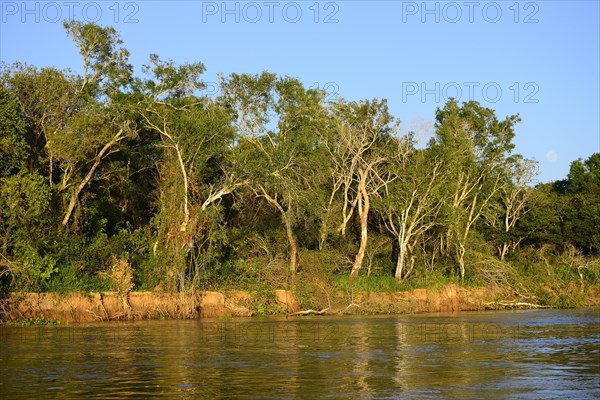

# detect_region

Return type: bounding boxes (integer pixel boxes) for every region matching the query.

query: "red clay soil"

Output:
[0,291,257,322]
[0,285,597,323]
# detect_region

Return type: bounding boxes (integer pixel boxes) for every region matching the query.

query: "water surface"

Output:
[1,309,598,399]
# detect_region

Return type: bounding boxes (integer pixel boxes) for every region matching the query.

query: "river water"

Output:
[0,309,598,399]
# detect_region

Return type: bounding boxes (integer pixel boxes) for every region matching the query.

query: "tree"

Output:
[3,21,136,227]
[493,155,538,259]
[325,99,398,279]
[518,153,599,255]
[563,154,600,253]
[518,182,565,248]
[61,21,136,226]
[0,172,56,290]
[137,55,235,289]
[431,100,520,279]
[138,54,206,232]
[0,87,29,177]
[378,144,446,281]
[219,72,328,272]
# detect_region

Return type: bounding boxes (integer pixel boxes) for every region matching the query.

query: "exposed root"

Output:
[99,293,110,320]
[85,309,104,321]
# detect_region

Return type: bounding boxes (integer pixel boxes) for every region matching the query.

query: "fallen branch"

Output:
[291,308,330,316]
[339,303,360,314]
[485,300,551,309]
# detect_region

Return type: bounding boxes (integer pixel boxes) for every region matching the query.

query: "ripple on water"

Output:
[0,310,598,399]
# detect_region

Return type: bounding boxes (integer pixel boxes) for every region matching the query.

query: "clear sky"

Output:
[1,0,598,183]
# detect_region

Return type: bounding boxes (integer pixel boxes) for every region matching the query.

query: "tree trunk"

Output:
[339,179,355,237]
[286,218,299,273]
[351,177,369,280]
[500,242,509,260]
[340,201,349,237]
[62,128,124,226]
[259,187,298,273]
[395,251,405,281]
[405,256,415,279]
[350,218,367,280]
[339,196,356,237]
[174,143,190,231]
[394,239,407,281]
[457,242,466,280]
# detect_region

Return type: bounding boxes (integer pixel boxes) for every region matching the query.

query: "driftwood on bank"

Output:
[291,308,330,316]
[485,300,551,309]
[290,302,362,316]
[339,303,361,314]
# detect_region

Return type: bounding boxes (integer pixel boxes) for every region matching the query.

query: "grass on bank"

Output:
[0,316,65,326]
[1,246,598,316]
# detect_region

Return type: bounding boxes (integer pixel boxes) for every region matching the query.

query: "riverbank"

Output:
[2,284,599,323]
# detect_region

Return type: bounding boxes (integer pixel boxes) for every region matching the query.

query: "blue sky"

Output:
[1,0,599,183]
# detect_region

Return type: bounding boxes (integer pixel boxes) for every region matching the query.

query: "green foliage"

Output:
[10,245,58,292]
[0,87,29,176]
[0,172,54,291]
[64,20,132,95]
[519,153,600,254]
[0,22,596,312]
[332,274,405,292]
[248,284,283,315]
[562,155,600,253]
[0,172,51,228]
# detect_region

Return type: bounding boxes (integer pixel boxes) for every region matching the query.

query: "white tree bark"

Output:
[62,127,126,225]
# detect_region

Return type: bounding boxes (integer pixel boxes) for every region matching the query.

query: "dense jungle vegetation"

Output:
[1,22,598,303]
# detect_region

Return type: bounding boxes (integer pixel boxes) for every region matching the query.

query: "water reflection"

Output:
[0,310,598,399]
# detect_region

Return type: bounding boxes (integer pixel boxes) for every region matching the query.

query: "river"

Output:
[1,309,598,399]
